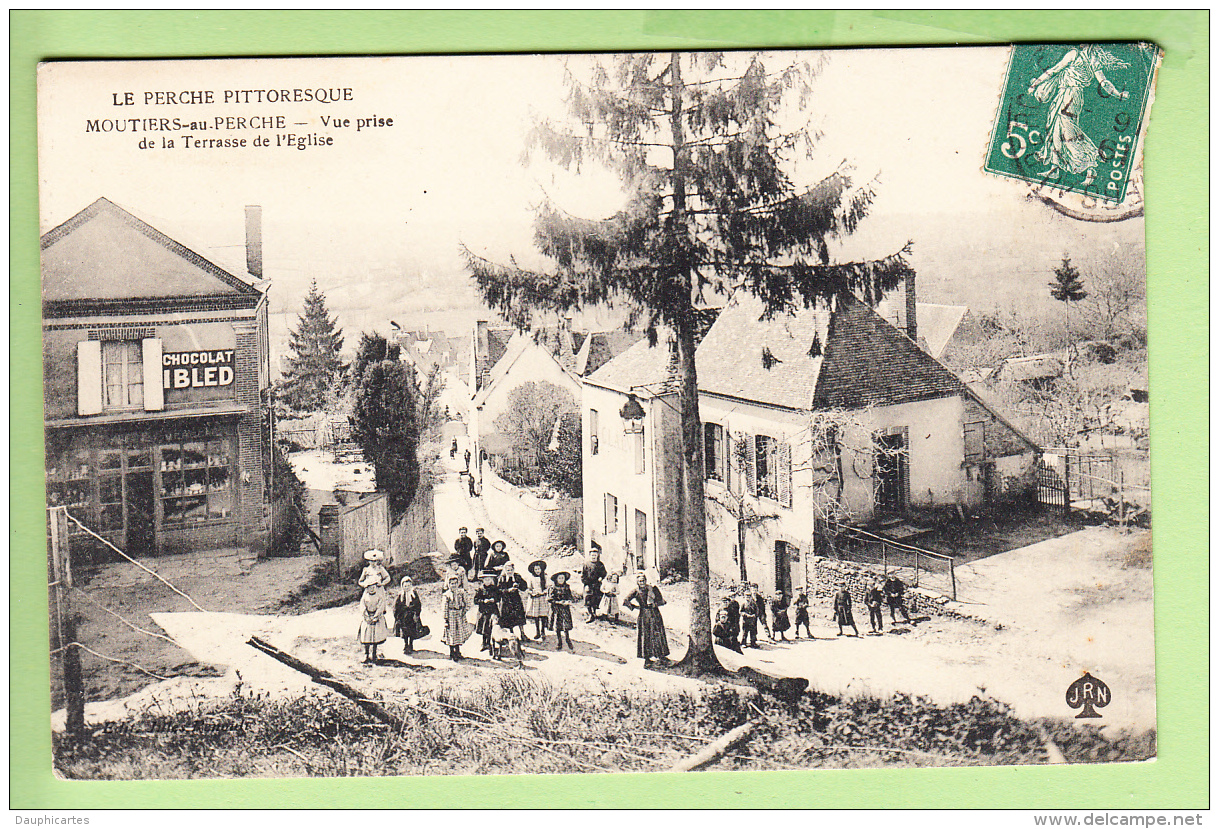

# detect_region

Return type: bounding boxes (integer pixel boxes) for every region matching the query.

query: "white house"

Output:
[581,290,1040,593]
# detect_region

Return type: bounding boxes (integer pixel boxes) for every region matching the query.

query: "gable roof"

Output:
[915,303,971,360]
[695,294,831,410]
[41,198,260,303]
[813,294,968,408]
[575,330,647,377]
[473,330,582,408]
[584,336,676,395]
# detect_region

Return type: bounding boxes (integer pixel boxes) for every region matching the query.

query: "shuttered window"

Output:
[776,440,793,507]
[742,435,757,497]
[964,421,986,462]
[703,423,725,482]
[77,340,103,416]
[103,340,144,409]
[753,435,793,507]
[604,492,618,534]
[589,409,599,455]
[756,435,774,500]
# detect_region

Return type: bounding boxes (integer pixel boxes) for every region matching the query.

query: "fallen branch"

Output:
[246,637,406,731]
[669,721,757,772]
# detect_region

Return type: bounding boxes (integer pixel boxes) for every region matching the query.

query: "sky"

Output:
[37,48,1145,354]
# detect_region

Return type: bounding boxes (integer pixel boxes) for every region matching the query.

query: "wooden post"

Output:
[950,558,957,602]
[50,508,86,734]
[1119,470,1127,534]
[1063,454,1072,512]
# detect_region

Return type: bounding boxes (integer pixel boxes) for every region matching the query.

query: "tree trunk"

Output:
[666,51,720,676]
[674,320,720,674]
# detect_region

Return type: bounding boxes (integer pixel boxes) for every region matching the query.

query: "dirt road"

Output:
[55,440,1155,735]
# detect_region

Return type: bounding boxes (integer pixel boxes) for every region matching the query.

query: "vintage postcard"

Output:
[38,46,1157,780]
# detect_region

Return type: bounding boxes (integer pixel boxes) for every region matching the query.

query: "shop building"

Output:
[42,198,273,559]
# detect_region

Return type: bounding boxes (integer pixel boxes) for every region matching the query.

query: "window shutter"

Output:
[777,440,792,507]
[743,435,757,497]
[634,431,645,474]
[77,340,103,415]
[142,338,164,411]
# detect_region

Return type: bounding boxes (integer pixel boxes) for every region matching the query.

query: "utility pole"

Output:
[49,507,85,734]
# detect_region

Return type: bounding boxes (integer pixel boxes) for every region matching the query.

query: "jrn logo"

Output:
[1065,671,1110,718]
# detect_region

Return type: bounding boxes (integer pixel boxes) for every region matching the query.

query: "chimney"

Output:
[244,205,263,280]
[904,270,917,343]
[473,320,490,390]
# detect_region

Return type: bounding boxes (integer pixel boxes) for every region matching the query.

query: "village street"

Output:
[55,437,1154,736]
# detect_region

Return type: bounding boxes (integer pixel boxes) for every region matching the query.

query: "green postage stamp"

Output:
[985,43,1160,204]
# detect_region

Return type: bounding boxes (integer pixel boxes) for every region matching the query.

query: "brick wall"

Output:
[234,321,268,555]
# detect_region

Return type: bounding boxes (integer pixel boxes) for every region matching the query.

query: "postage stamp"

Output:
[984,43,1161,207]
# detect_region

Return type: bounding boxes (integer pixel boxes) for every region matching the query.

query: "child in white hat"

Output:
[359,549,392,591]
[357,569,390,663]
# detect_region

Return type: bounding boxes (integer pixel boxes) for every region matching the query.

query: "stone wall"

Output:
[812,556,991,625]
[482,465,581,556]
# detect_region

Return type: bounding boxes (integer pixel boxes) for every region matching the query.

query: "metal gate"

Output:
[1037,458,1068,511]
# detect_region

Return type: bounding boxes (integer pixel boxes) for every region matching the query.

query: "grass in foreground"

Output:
[54,673,1155,778]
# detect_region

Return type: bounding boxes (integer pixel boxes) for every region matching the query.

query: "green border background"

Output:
[9,10,1207,809]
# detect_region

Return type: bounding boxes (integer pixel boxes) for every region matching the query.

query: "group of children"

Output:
[358,541,914,667]
[355,549,429,664]
[712,583,812,653]
[466,558,577,660]
[711,574,913,652]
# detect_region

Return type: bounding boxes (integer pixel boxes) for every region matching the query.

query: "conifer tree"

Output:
[1049,255,1088,349]
[463,52,913,675]
[1049,256,1088,304]
[350,333,420,519]
[280,280,346,413]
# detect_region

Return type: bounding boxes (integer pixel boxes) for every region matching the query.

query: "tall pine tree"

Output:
[1049,255,1088,349]
[280,280,345,413]
[464,52,912,675]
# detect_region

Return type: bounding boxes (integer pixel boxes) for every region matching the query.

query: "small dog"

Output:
[490,622,524,667]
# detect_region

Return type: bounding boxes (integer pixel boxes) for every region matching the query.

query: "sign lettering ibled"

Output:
[162,349,234,389]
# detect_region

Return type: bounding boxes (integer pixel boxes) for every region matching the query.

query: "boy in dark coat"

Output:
[884,574,912,624]
[472,528,492,575]
[720,594,741,642]
[738,586,760,648]
[792,588,812,638]
[865,580,885,634]
[833,583,860,637]
[452,527,474,577]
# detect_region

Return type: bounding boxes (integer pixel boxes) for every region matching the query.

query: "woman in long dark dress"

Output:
[623,572,670,666]
[496,561,529,640]
[393,576,426,653]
